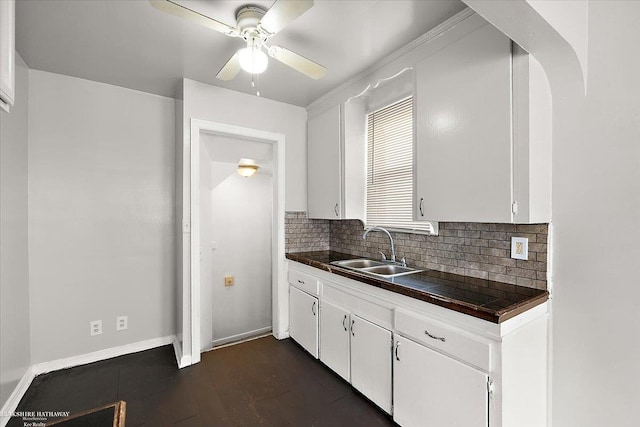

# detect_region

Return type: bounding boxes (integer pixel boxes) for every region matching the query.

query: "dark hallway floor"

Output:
[8,336,396,426]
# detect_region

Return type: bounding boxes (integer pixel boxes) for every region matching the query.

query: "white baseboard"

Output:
[274,330,290,340]
[0,335,176,427]
[31,335,175,376]
[172,336,191,369]
[0,366,36,427]
[210,326,272,348]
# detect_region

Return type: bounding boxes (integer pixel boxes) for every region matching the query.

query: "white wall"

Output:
[550,3,640,425]
[465,1,640,425]
[183,79,307,211]
[27,70,176,363]
[0,54,31,409]
[177,79,305,361]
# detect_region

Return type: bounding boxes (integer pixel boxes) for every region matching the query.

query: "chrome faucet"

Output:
[363,226,397,264]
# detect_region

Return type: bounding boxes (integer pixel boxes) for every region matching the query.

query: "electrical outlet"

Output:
[90,320,102,336]
[116,315,128,331]
[511,237,529,260]
[224,275,234,286]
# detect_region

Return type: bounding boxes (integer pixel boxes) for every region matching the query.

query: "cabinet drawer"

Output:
[395,309,490,371]
[288,269,319,296]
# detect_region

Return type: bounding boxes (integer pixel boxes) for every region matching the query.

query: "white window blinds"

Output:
[366,97,436,234]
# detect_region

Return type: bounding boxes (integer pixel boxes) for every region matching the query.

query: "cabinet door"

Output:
[350,314,392,414]
[289,286,318,358]
[394,335,488,427]
[308,105,342,219]
[415,24,512,223]
[319,300,350,381]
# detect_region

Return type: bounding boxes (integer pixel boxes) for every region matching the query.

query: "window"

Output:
[366,97,436,234]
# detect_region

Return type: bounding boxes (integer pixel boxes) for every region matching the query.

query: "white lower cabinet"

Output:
[350,314,393,414]
[319,300,350,381]
[394,335,488,427]
[288,261,549,427]
[320,300,393,414]
[289,286,319,358]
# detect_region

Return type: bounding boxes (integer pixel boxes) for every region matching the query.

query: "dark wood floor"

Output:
[9,336,396,426]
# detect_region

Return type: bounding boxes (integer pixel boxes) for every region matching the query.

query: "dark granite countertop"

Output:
[286,251,548,324]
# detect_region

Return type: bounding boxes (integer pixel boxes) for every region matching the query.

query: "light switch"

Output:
[511,237,528,260]
[224,276,234,286]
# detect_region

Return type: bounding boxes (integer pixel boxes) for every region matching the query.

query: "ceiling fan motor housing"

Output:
[236,6,267,35]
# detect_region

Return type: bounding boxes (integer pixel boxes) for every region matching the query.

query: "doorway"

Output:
[199,134,273,349]
[183,119,287,365]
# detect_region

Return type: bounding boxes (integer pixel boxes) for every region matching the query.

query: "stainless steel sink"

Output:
[360,264,423,278]
[330,259,422,278]
[331,259,385,269]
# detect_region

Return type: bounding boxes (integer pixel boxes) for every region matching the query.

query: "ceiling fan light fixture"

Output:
[238,46,268,74]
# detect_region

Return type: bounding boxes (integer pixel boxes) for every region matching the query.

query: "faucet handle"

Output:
[378,251,387,262]
[400,257,406,267]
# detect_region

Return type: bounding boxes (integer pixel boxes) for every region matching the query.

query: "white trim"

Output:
[273,330,290,340]
[0,367,36,427]
[31,335,175,375]
[305,8,476,111]
[0,335,175,427]
[188,119,286,365]
[210,326,272,348]
[172,335,191,369]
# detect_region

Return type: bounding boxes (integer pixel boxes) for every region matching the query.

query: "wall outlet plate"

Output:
[511,237,529,260]
[117,315,128,331]
[90,320,102,336]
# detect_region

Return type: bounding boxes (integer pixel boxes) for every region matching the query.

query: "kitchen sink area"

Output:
[330,259,424,278]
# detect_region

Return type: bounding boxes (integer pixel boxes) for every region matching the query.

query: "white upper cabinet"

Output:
[307,102,365,220]
[415,23,551,224]
[415,24,513,223]
[308,105,342,219]
[0,0,15,112]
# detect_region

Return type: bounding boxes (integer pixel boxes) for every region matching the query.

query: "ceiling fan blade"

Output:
[268,46,326,80]
[149,0,237,36]
[259,0,314,35]
[216,53,242,81]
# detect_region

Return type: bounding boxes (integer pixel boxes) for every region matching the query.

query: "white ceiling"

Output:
[16,0,466,107]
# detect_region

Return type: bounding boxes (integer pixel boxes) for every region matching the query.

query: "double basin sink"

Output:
[330,258,423,279]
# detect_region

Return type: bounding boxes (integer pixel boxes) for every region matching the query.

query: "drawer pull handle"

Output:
[297,279,305,285]
[312,301,316,316]
[350,319,355,336]
[334,203,339,217]
[395,341,401,361]
[342,315,348,331]
[425,330,446,342]
[419,198,424,217]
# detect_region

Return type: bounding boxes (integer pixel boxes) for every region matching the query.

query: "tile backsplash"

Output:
[285,212,548,290]
[285,212,330,252]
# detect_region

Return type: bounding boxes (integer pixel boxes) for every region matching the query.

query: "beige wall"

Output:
[27,70,176,363]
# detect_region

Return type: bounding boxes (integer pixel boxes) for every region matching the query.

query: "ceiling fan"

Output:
[150,0,327,82]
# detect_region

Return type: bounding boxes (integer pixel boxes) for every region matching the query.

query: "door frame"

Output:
[187,118,286,365]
